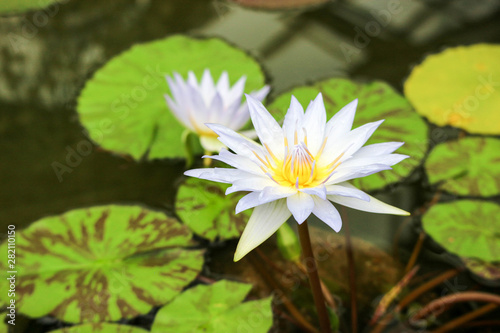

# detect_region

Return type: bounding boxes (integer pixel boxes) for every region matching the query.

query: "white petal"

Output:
[325,183,370,201]
[234,200,291,261]
[235,186,297,214]
[184,167,252,184]
[299,184,327,200]
[245,95,284,159]
[259,185,297,202]
[301,93,326,155]
[187,71,199,87]
[338,154,409,169]
[227,75,246,106]
[249,85,270,102]
[164,94,193,131]
[207,149,263,175]
[287,192,314,224]
[324,99,358,141]
[200,69,216,104]
[207,92,224,123]
[319,119,384,166]
[325,164,392,184]
[216,71,230,94]
[311,196,342,232]
[205,123,264,160]
[199,136,226,152]
[235,192,261,214]
[226,176,277,194]
[328,183,410,216]
[283,95,304,146]
[354,142,405,158]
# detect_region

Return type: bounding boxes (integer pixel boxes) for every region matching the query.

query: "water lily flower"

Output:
[185,93,410,261]
[165,69,270,152]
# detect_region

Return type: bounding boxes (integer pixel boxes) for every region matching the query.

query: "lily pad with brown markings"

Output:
[151,280,273,333]
[176,178,250,241]
[50,323,148,333]
[425,137,500,197]
[462,257,500,286]
[269,78,428,192]
[0,205,204,323]
[422,200,500,262]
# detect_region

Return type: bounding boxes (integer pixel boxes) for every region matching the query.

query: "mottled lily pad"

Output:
[230,0,328,10]
[422,200,500,262]
[0,0,64,14]
[425,137,500,197]
[462,257,500,285]
[50,323,148,333]
[151,280,273,333]
[404,44,500,135]
[0,205,204,323]
[176,178,249,241]
[269,78,428,192]
[77,35,266,160]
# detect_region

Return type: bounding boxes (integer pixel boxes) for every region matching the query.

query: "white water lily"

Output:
[185,93,410,261]
[165,69,270,152]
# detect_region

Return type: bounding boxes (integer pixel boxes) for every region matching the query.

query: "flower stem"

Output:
[432,303,498,333]
[342,209,358,333]
[203,151,212,167]
[297,220,331,333]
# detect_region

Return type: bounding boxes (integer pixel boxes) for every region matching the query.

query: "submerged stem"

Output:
[342,207,358,333]
[298,220,331,333]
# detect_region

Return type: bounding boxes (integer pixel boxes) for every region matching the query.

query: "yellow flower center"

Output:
[254,130,343,189]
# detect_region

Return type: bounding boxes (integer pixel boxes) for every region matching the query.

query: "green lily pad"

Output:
[0,0,63,14]
[425,137,500,197]
[404,44,500,135]
[462,257,500,284]
[77,35,266,160]
[0,319,6,333]
[268,78,428,192]
[422,200,500,262]
[151,280,273,333]
[50,323,148,333]
[0,205,204,323]
[176,178,249,241]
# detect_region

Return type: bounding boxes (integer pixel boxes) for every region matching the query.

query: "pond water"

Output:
[1,0,499,332]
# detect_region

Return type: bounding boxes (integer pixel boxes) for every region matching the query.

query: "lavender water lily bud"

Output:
[165,69,270,152]
[185,93,410,261]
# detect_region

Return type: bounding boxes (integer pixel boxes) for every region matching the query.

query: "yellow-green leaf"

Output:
[405,44,500,135]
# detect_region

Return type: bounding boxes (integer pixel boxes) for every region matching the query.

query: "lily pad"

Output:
[404,44,500,135]
[425,137,500,197]
[176,178,249,241]
[462,257,500,285]
[0,205,204,323]
[50,323,149,333]
[0,0,64,14]
[151,280,273,333]
[230,0,328,10]
[77,35,266,160]
[269,78,428,192]
[422,200,500,262]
